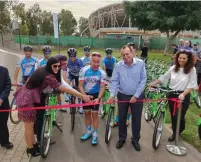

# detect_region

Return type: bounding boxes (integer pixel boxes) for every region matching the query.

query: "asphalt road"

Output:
[0,47,200,162]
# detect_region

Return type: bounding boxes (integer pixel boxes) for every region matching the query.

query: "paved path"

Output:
[0,47,201,162]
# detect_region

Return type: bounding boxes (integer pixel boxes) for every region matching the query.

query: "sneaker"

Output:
[80,133,92,141]
[79,107,83,114]
[92,136,98,145]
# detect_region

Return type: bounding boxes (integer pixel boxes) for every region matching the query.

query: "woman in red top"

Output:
[15,57,91,157]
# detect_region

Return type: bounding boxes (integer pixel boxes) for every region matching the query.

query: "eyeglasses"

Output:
[52,65,61,69]
[91,53,101,57]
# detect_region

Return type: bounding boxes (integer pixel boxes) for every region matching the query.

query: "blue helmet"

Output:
[42,46,51,54]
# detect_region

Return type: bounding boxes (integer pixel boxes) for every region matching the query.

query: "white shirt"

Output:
[159,65,197,91]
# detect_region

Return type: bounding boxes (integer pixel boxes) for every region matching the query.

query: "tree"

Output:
[0,1,11,33]
[78,17,90,37]
[124,1,201,54]
[41,11,54,35]
[26,3,42,36]
[12,3,26,24]
[59,9,77,35]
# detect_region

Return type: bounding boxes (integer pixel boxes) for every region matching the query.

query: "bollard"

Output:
[166,100,187,156]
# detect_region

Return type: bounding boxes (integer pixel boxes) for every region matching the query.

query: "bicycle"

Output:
[144,86,180,149]
[10,84,22,124]
[40,90,63,158]
[69,86,78,131]
[190,89,201,108]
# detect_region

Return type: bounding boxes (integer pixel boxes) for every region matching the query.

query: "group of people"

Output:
[0,40,197,158]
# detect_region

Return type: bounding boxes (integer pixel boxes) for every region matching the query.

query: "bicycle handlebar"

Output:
[150,86,183,94]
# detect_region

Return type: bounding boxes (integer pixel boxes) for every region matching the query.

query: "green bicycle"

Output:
[144,86,179,149]
[40,91,63,158]
[190,89,201,108]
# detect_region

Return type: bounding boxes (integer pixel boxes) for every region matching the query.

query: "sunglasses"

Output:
[91,53,101,57]
[52,65,61,69]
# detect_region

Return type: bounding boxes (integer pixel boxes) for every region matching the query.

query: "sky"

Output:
[18,0,133,20]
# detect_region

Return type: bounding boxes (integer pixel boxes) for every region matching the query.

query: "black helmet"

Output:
[84,46,91,52]
[23,45,32,52]
[55,54,67,61]
[42,46,51,54]
[105,48,113,55]
[67,48,77,57]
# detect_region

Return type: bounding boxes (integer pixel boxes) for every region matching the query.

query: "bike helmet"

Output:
[67,48,77,57]
[105,48,113,55]
[84,46,91,52]
[23,45,32,52]
[42,46,51,54]
[55,53,67,61]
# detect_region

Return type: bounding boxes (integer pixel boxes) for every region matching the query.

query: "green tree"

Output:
[59,9,77,35]
[41,11,54,35]
[20,23,29,35]
[26,3,42,36]
[124,1,201,54]
[0,1,11,33]
[12,3,26,24]
[78,17,89,37]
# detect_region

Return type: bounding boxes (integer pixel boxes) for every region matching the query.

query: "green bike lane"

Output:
[0,47,200,162]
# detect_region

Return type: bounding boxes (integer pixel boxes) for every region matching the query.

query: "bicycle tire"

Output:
[193,91,201,108]
[144,103,152,122]
[105,106,114,144]
[152,112,164,149]
[10,97,21,124]
[40,116,51,158]
[70,96,76,131]
[198,125,201,140]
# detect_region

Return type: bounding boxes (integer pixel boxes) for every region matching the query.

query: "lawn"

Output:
[37,47,201,152]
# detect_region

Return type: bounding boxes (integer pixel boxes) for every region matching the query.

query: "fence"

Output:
[13,35,142,49]
[1,34,201,51]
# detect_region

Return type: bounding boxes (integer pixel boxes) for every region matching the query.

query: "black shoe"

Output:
[168,134,175,142]
[132,141,141,151]
[116,141,125,149]
[26,147,40,157]
[1,142,13,149]
[33,143,40,152]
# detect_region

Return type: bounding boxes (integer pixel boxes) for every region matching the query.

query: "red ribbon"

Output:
[0,98,180,113]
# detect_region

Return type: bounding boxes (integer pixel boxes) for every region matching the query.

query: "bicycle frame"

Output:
[45,93,58,135]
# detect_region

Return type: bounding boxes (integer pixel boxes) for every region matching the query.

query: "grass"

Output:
[37,47,201,152]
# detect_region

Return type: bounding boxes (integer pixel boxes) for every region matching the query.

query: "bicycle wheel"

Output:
[144,102,152,122]
[40,116,51,158]
[10,97,21,124]
[193,91,201,108]
[105,106,114,144]
[70,96,76,131]
[198,125,201,140]
[152,112,165,149]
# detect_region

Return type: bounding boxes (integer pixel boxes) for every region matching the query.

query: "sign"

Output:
[52,12,59,38]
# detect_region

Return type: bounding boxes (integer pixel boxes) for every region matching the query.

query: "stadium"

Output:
[88,2,160,47]
[88,2,200,46]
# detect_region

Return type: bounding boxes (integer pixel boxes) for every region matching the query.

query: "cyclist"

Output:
[102,48,116,79]
[66,48,84,114]
[79,52,106,145]
[81,46,91,66]
[14,45,39,85]
[39,46,51,67]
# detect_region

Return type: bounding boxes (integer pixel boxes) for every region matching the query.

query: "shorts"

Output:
[106,68,113,77]
[83,93,99,111]
[67,73,79,87]
[22,76,29,84]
